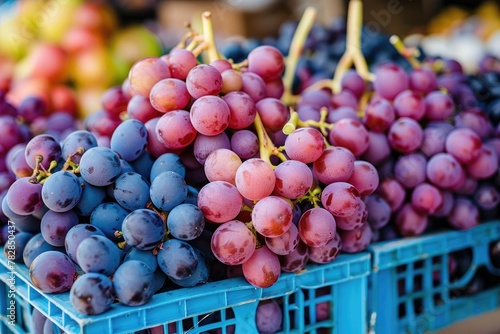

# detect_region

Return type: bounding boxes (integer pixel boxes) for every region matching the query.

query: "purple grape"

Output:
[29,251,77,293]
[70,273,115,315]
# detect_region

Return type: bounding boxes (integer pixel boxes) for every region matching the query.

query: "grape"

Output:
[332,90,358,110]
[425,91,454,121]
[393,153,427,189]
[204,148,242,185]
[122,209,165,250]
[373,63,409,101]
[455,108,493,139]
[4,232,34,263]
[338,223,372,253]
[150,153,185,181]
[111,119,148,162]
[61,130,98,164]
[248,45,284,81]
[220,69,243,94]
[8,146,33,178]
[235,158,275,201]
[426,153,464,189]
[445,127,482,164]
[102,86,129,117]
[129,151,155,181]
[128,57,171,97]
[313,146,355,184]
[265,77,285,99]
[184,185,199,206]
[285,127,325,164]
[144,118,172,158]
[394,203,428,237]
[421,123,452,157]
[298,207,336,247]
[149,171,187,212]
[113,260,155,306]
[29,251,76,293]
[123,248,158,271]
[112,172,150,211]
[241,72,267,102]
[90,202,129,241]
[328,118,369,157]
[328,106,358,123]
[230,130,259,160]
[167,203,205,240]
[186,64,222,99]
[252,196,292,238]
[76,235,121,275]
[467,144,498,179]
[79,147,121,186]
[157,238,198,280]
[255,299,283,333]
[18,96,46,122]
[65,224,105,265]
[127,95,163,124]
[474,184,499,211]
[279,240,309,272]
[190,96,230,136]
[454,174,477,195]
[347,160,379,196]
[363,99,396,132]
[210,220,256,265]
[265,222,299,255]
[409,67,437,94]
[41,210,79,247]
[309,233,342,263]
[321,182,361,217]
[149,78,190,113]
[393,90,426,121]
[6,177,43,215]
[387,117,423,153]
[210,59,232,73]
[335,198,368,231]
[85,110,122,138]
[361,131,391,166]
[448,197,479,230]
[74,177,107,216]
[169,249,209,288]
[432,191,455,218]
[376,177,406,212]
[193,132,231,165]
[255,97,288,132]
[411,183,443,214]
[274,160,313,199]
[167,49,197,80]
[222,91,256,130]
[42,171,82,212]
[365,194,391,230]
[0,115,21,152]
[155,110,197,149]
[31,308,47,334]
[242,245,280,288]
[25,134,62,170]
[70,273,115,315]
[198,181,243,223]
[341,69,366,98]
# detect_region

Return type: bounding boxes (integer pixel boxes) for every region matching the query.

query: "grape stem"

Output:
[297,186,322,207]
[283,107,333,137]
[331,0,375,93]
[281,6,318,106]
[254,113,287,167]
[201,11,221,62]
[244,222,262,248]
[390,35,421,68]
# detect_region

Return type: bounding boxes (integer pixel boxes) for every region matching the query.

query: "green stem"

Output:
[201,11,220,62]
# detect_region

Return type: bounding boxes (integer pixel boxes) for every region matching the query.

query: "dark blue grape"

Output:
[129,151,155,181]
[65,224,105,265]
[41,210,79,247]
[113,260,155,306]
[22,233,63,267]
[123,248,158,271]
[24,134,62,170]
[90,202,129,241]
[167,203,204,240]
[157,239,198,280]
[110,119,148,162]
[61,130,98,164]
[70,273,115,315]
[74,177,107,216]
[79,147,121,186]
[29,251,76,293]
[76,235,121,275]
[150,153,186,181]
[42,171,82,212]
[150,171,187,212]
[122,209,165,250]
[168,248,208,287]
[183,185,199,205]
[113,172,150,211]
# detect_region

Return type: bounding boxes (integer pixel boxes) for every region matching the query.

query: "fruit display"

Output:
[1,0,500,333]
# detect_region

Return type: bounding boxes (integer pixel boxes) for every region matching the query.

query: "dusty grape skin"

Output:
[363,99,395,132]
[338,223,372,253]
[42,171,82,213]
[313,146,355,184]
[76,235,121,275]
[279,240,310,272]
[347,160,379,196]
[448,197,479,230]
[110,119,148,162]
[285,127,325,164]
[273,160,313,199]
[190,96,230,136]
[328,118,370,157]
[25,134,62,170]
[150,171,187,212]
[149,78,190,113]
[394,203,428,237]
[247,45,284,81]
[22,233,62,267]
[113,260,155,306]
[265,223,300,256]
[155,110,197,150]
[365,194,391,230]
[65,224,105,265]
[255,299,283,333]
[387,117,423,154]
[235,158,276,201]
[223,91,256,130]
[335,198,367,231]
[70,273,115,315]
[29,251,77,293]
[321,182,361,217]
[198,181,243,223]
[186,64,222,99]
[61,130,97,164]
[128,57,171,97]
[40,209,79,247]
[298,207,336,247]
[79,147,121,187]
[426,153,464,189]
[204,148,242,185]
[393,153,427,189]
[6,177,43,215]
[122,209,166,251]
[251,196,292,238]
[309,233,342,263]
[157,239,199,280]
[242,245,281,288]
[211,220,256,265]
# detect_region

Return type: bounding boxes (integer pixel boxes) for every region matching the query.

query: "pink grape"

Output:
[273,160,313,199]
[467,144,498,179]
[363,99,396,132]
[321,182,361,217]
[210,59,232,73]
[242,245,281,288]
[149,78,190,113]
[25,134,62,170]
[313,146,355,184]
[362,131,391,166]
[279,240,309,272]
[190,96,230,136]
[393,153,427,189]
[454,174,477,195]
[255,300,283,333]
[454,108,493,139]
[448,197,479,230]
[265,223,300,255]
[247,45,284,81]
[365,194,391,229]
[211,220,256,265]
[347,160,379,196]
[445,127,482,164]
[166,49,197,80]
[395,203,428,237]
[432,191,454,218]
[6,177,43,215]
[338,223,372,253]
[421,123,453,157]
[265,77,285,99]
[409,67,437,94]
[128,57,171,97]
[376,177,406,212]
[235,158,276,201]
[424,91,454,121]
[193,132,230,165]
[411,182,443,214]
[221,69,243,93]
[474,184,499,211]
[284,127,325,164]
[252,196,292,238]
[241,72,267,102]
[230,130,259,159]
[197,181,243,223]
[331,90,358,110]
[127,95,163,124]
[328,118,369,157]
[101,86,129,116]
[388,117,423,153]
[327,106,358,123]
[335,198,367,231]
[223,91,257,130]
[186,64,222,99]
[341,69,366,98]
[309,233,342,263]
[298,207,336,247]
[426,153,464,189]
[373,63,409,101]
[144,117,174,158]
[155,110,197,149]
[393,90,426,121]
[255,98,288,133]
[204,148,242,185]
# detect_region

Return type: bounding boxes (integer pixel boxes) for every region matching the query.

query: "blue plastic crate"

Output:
[0,250,370,334]
[368,220,500,334]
